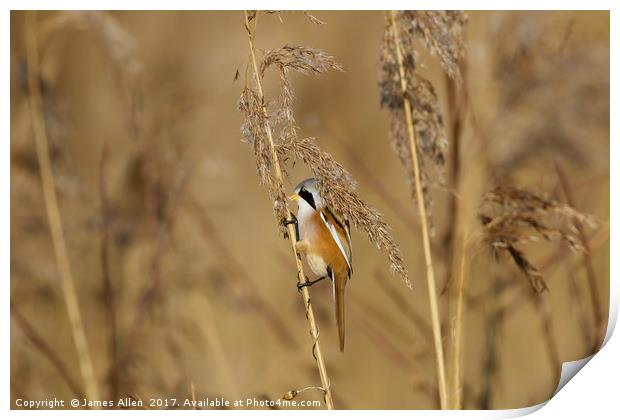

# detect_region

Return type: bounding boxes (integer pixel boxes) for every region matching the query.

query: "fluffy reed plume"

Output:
[261,46,343,76]
[240,14,410,285]
[379,11,466,228]
[478,186,595,293]
[277,137,410,286]
[24,11,100,403]
[378,11,465,409]
[404,11,467,80]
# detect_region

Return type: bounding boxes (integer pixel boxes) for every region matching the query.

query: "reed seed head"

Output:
[238,86,289,234]
[403,11,467,81]
[479,186,596,293]
[378,11,465,231]
[278,137,411,289]
[239,12,411,287]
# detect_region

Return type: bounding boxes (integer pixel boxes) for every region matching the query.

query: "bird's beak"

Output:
[289,194,300,201]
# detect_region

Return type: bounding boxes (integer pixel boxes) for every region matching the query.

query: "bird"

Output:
[288,178,352,352]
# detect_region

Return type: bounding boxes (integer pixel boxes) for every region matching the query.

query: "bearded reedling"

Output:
[289,178,352,352]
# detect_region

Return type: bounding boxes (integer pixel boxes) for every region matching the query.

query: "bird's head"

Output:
[289,177,322,211]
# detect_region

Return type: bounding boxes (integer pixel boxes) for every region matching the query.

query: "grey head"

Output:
[293,178,323,210]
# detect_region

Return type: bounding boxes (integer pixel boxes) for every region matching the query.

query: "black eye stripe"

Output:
[299,188,316,210]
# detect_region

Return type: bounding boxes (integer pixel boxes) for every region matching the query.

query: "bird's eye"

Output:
[298,187,316,209]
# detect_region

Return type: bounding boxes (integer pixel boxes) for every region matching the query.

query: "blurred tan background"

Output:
[10,10,609,409]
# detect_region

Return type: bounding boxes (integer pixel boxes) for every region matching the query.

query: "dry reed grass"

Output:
[239,10,414,408]
[242,38,410,287]
[378,10,466,409]
[479,185,595,293]
[24,10,100,403]
[379,11,466,228]
[240,10,335,408]
[449,183,598,407]
[10,10,609,410]
[555,163,604,352]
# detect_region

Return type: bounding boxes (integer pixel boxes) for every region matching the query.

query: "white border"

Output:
[4,3,616,419]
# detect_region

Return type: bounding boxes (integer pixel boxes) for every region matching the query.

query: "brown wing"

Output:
[320,207,352,276]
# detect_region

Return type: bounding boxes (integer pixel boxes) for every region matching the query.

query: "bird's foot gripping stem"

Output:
[297,276,327,291]
[284,214,300,241]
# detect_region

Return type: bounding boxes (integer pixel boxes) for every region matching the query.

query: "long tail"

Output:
[335,277,346,352]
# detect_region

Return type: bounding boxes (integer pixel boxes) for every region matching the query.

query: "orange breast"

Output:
[302,210,350,281]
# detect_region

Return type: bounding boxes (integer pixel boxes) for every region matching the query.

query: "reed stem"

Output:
[243,10,334,409]
[388,10,448,409]
[555,163,604,353]
[450,239,467,408]
[24,11,100,403]
[98,145,119,401]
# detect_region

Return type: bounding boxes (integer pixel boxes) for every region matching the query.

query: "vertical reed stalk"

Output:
[442,66,466,296]
[444,67,467,409]
[477,279,505,409]
[449,239,467,409]
[555,163,604,352]
[243,10,334,409]
[531,290,561,383]
[98,144,119,401]
[388,10,447,409]
[24,11,100,403]
[566,268,593,353]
